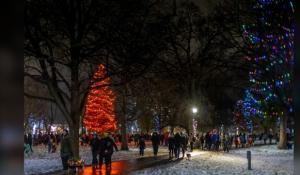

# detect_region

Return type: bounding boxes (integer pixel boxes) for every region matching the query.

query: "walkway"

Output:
[44,154,182,175]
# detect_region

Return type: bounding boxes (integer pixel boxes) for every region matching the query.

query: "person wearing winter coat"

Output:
[263,133,268,144]
[268,132,273,144]
[180,133,188,158]
[240,133,246,148]
[51,137,57,153]
[274,133,279,144]
[60,129,73,170]
[223,133,230,152]
[138,134,146,156]
[200,134,205,150]
[189,133,196,152]
[211,132,218,151]
[234,135,240,148]
[160,134,164,145]
[174,133,181,158]
[47,134,52,154]
[151,132,160,157]
[168,134,175,159]
[215,133,220,151]
[98,132,118,171]
[205,132,211,150]
[134,134,139,146]
[90,133,100,168]
[27,133,33,153]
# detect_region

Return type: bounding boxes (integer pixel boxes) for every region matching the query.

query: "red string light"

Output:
[83,64,117,134]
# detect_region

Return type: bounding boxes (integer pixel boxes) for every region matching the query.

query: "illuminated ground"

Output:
[131,145,293,175]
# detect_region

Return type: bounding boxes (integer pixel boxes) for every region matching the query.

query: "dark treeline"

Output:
[24,0,259,155]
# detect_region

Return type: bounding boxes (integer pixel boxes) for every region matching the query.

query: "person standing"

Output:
[248,134,253,147]
[27,132,33,153]
[205,132,211,150]
[235,134,240,149]
[240,133,246,148]
[138,133,146,156]
[151,132,160,157]
[223,133,230,153]
[263,132,268,145]
[47,134,52,154]
[200,134,205,150]
[274,133,279,144]
[52,136,57,153]
[24,134,29,154]
[174,133,181,159]
[168,133,175,159]
[134,134,139,147]
[180,133,188,158]
[211,131,217,151]
[268,132,273,144]
[215,132,220,151]
[189,133,196,152]
[99,133,118,171]
[160,133,164,145]
[60,129,73,170]
[90,133,100,168]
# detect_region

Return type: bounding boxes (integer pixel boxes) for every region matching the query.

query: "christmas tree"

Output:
[83,64,117,134]
[242,0,294,148]
[234,92,259,133]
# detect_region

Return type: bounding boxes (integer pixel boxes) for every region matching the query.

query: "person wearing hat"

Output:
[60,129,73,170]
[98,132,118,171]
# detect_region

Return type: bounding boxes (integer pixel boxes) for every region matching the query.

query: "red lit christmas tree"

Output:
[83,64,117,134]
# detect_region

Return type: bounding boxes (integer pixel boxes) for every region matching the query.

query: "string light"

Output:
[235,0,294,129]
[83,64,117,134]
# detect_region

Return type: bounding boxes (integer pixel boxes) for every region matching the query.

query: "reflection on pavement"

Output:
[52,155,173,175]
[76,161,129,175]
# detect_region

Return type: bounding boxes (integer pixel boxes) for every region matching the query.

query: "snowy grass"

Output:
[130,145,293,175]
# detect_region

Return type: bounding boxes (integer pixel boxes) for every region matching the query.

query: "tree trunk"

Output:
[69,119,80,158]
[277,115,287,149]
[120,85,129,150]
[69,60,81,157]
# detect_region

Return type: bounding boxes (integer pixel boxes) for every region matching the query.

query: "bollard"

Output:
[247,151,252,170]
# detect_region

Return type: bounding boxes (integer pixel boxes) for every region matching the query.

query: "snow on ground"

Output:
[130,145,293,175]
[24,142,168,175]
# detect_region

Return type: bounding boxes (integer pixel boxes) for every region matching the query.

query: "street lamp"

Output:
[192,107,198,137]
[192,107,198,114]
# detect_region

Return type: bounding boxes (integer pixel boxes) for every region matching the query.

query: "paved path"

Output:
[44,154,182,175]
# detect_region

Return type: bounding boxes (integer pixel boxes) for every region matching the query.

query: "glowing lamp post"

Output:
[192,108,198,114]
[192,107,198,136]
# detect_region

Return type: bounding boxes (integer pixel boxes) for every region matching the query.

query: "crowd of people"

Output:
[88,132,118,172]
[24,132,61,154]
[134,128,292,160]
[24,127,293,172]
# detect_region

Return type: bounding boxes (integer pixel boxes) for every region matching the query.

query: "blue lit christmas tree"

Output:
[241,0,294,149]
